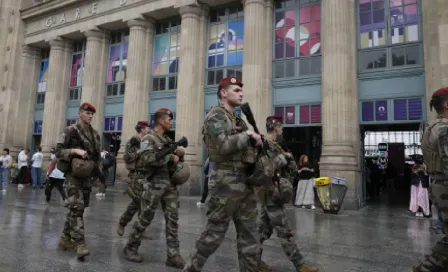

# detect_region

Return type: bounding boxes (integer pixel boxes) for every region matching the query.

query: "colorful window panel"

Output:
[299,104,321,124]
[359,0,419,49]
[274,1,321,59]
[107,33,128,83]
[70,42,85,88]
[104,116,123,132]
[66,119,77,127]
[153,19,181,92]
[33,121,43,135]
[361,100,388,122]
[393,98,422,121]
[37,50,50,93]
[207,4,244,68]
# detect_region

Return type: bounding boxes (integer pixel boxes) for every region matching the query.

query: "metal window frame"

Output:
[151,17,181,93]
[272,0,322,80]
[205,3,244,87]
[356,0,423,72]
[106,32,128,97]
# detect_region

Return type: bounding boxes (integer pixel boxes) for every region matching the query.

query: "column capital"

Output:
[48,37,72,52]
[127,17,155,29]
[179,5,202,19]
[22,45,41,59]
[84,29,110,41]
[242,0,266,8]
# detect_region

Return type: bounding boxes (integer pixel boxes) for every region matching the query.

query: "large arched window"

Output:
[106,32,128,97]
[152,18,181,92]
[206,3,244,86]
[69,41,85,101]
[358,0,422,70]
[273,0,321,79]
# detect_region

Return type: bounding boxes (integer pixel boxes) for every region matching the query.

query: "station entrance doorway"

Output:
[360,123,422,207]
[282,126,322,175]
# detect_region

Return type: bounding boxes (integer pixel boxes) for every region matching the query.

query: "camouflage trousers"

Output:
[61,174,92,242]
[183,168,260,272]
[415,181,448,271]
[258,202,303,270]
[125,177,180,258]
[119,178,143,227]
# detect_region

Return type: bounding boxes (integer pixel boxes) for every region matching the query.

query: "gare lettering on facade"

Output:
[45,0,128,27]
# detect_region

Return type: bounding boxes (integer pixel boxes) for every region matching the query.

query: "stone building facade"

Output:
[0,0,446,209]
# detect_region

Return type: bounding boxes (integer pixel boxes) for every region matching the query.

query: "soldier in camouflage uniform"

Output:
[183,77,264,272]
[55,102,101,259]
[123,108,186,268]
[414,87,448,272]
[257,116,319,272]
[117,121,151,238]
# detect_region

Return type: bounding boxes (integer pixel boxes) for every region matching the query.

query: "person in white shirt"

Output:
[0,148,12,191]
[45,158,67,203]
[50,148,56,161]
[31,147,44,188]
[16,149,29,187]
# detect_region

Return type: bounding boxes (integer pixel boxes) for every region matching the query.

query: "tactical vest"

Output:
[202,106,258,165]
[136,130,172,174]
[124,136,140,171]
[421,118,448,178]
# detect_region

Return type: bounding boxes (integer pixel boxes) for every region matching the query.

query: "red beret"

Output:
[80,102,96,113]
[432,87,448,97]
[266,116,283,124]
[218,77,243,88]
[137,121,149,127]
[156,108,174,119]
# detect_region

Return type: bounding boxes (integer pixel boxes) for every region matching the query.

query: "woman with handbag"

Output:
[294,155,316,210]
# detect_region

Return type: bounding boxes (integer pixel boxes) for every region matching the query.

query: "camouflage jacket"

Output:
[202,105,253,165]
[137,129,175,179]
[266,138,297,186]
[123,135,141,172]
[56,122,101,165]
[421,117,448,179]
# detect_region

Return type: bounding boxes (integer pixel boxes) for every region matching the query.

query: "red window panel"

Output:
[310,105,321,123]
[275,107,285,120]
[285,106,295,124]
[300,105,310,124]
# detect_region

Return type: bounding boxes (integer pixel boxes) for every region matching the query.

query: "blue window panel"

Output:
[33,121,43,134]
[394,99,407,120]
[208,56,216,68]
[362,101,374,122]
[408,98,422,120]
[375,100,388,121]
[104,118,110,131]
[118,117,123,131]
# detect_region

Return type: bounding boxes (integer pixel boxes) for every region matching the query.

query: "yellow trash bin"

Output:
[314,177,348,214]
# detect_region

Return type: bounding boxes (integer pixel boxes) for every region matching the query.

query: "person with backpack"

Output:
[96,148,115,197]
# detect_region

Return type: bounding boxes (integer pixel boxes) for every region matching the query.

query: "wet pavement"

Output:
[0,186,439,272]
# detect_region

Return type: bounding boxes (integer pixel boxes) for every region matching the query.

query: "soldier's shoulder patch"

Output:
[207,114,227,137]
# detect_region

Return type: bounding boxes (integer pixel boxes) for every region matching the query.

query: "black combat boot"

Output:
[123,246,142,263]
[166,255,186,269]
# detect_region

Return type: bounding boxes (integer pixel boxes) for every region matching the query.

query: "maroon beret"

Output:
[432,87,448,98]
[218,77,243,88]
[156,108,174,119]
[137,121,149,127]
[266,116,283,124]
[80,102,96,113]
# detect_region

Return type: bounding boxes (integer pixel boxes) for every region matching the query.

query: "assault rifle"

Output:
[155,136,188,161]
[240,103,272,157]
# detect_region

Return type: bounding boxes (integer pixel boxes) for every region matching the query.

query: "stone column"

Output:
[437,0,448,88]
[82,29,110,132]
[242,0,269,133]
[176,4,206,195]
[11,45,41,150]
[116,18,154,179]
[319,0,361,210]
[263,0,274,116]
[40,38,73,154]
